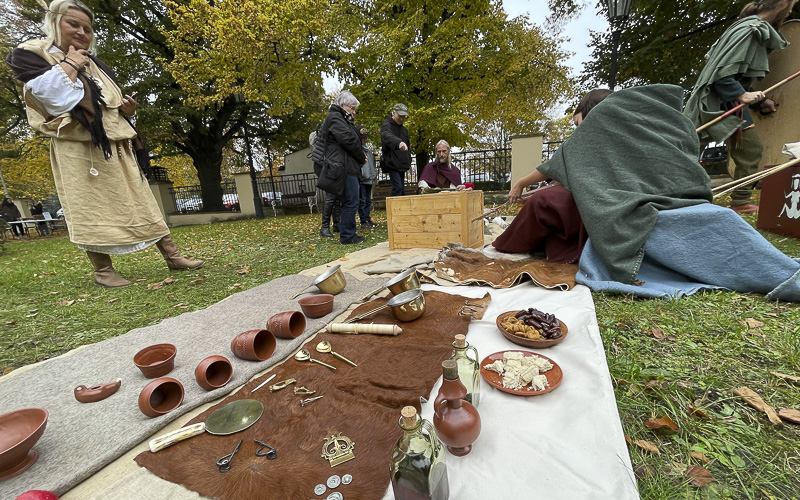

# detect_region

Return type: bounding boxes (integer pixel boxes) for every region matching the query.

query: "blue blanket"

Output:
[577,204,800,301]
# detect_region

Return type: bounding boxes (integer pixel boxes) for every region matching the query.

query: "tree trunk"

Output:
[193,150,224,212]
[416,151,429,177]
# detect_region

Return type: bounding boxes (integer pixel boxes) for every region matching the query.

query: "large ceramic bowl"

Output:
[298,294,335,318]
[134,343,177,378]
[0,408,49,481]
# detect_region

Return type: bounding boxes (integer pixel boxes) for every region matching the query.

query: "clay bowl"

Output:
[0,408,49,482]
[133,343,177,378]
[138,378,184,418]
[195,355,233,391]
[298,294,335,318]
[496,310,568,349]
[267,311,307,339]
[230,329,277,361]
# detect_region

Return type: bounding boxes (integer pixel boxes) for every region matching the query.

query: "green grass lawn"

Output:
[2,202,799,499]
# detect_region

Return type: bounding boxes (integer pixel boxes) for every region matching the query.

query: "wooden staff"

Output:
[712,156,800,199]
[696,68,800,134]
[470,189,537,222]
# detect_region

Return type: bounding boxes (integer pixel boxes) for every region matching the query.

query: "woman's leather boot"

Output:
[86,251,132,288]
[156,235,205,270]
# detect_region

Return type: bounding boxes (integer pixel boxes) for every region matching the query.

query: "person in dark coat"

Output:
[380,103,411,196]
[1,198,23,236]
[315,91,368,245]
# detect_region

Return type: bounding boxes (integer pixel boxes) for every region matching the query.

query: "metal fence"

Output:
[450,149,511,187]
[542,141,563,162]
[257,173,322,212]
[170,181,239,213]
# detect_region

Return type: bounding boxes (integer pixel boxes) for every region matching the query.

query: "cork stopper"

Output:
[453,334,466,348]
[400,406,417,428]
[442,359,459,380]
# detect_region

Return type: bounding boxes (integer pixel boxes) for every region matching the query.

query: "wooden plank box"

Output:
[386,190,484,250]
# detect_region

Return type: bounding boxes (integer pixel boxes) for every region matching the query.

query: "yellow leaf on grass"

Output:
[646,328,666,340]
[633,440,661,455]
[237,266,250,275]
[3,367,13,376]
[744,318,764,328]
[688,405,710,419]
[58,300,75,306]
[778,408,800,425]
[108,298,120,303]
[733,387,782,425]
[685,465,714,487]
[147,282,164,290]
[690,451,711,463]
[644,416,679,432]
[163,277,177,285]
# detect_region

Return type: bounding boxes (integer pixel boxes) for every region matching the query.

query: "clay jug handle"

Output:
[433,392,447,418]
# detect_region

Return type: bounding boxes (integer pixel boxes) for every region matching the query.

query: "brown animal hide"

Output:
[435,244,578,290]
[135,290,490,499]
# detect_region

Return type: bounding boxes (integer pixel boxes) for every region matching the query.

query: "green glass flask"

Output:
[390,406,449,500]
[449,334,480,407]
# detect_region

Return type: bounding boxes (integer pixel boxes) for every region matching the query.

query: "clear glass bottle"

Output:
[390,406,449,500]
[449,334,480,407]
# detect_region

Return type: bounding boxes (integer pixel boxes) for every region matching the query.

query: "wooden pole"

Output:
[712,156,800,199]
[696,68,800,134]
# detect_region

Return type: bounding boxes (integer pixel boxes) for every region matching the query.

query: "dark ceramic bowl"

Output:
[133,343,177,378]
[298,294,335,318]
[0,408,49,481]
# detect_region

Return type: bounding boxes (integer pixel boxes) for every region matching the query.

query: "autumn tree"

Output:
[582,0,799,89]
[332,0,574,169]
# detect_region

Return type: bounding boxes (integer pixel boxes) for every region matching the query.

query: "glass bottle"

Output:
[390,406,449,500]
[449,334,480,407]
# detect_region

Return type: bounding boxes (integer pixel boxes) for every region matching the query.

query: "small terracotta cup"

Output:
[298,294,334,318]
[133,343,177,378]
[195,355,233,390]
[230,329,276,361]
[267,311,306,339]
[138,378,184,418]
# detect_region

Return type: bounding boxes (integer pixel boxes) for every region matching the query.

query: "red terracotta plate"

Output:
[496,310,568,349]
[479,350,563,397]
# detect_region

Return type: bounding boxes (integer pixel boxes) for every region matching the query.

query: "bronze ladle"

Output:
[316,341,357,367]
[294,349,336,370]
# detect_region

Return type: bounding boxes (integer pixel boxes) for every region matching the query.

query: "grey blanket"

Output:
[0,273,383,498]
[576,204,800,301]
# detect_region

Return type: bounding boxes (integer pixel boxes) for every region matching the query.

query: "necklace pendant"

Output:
[89,167,99,176]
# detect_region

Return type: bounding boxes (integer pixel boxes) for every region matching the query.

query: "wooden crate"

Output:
[386,190,484,250]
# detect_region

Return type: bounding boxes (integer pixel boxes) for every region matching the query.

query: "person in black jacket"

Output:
[380,103,411,196]
[315,91,368,244]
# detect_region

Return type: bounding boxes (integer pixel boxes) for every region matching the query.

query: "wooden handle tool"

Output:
[326,323,402,336]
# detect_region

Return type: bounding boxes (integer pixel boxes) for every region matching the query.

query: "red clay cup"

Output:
[297,294,334,318]
[0,408,48,482]
[195,355,233,390]
[230,329,277,361]
[267,311,306,339]
[133,343,176,378]
[138,378,184,418]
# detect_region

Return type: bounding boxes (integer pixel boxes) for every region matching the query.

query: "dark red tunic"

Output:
[491,184,588,264]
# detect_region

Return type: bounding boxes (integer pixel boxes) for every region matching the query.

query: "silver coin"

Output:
[314,484,326,495]
[341,474,352,485]
[326,474,341,488]
[326,493,343,500]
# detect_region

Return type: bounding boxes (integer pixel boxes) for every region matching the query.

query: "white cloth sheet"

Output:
[382,282,639,500]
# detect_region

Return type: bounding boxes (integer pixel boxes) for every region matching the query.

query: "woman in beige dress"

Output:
[6,0,203,287]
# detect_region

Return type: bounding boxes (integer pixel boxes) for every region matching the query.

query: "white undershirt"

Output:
[25,46,85,116]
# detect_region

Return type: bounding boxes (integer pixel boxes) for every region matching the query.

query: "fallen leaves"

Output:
[148,277,178,290]
[690,451,711,463]
[644,416,679,433]
[688,404,710,419]
[646,328,666,340]
[108,298,120,304]
[743,318,765,328]
[771,371,800,383]
[237,266,250,275]
[626,435,661,455]
[732,387,782,425]
[2,367,13,376]
[58,300,75,306]
[685,465,714,487]
[777,408,800,425]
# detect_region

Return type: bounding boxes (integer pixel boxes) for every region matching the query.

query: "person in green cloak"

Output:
[684,0,797,214]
